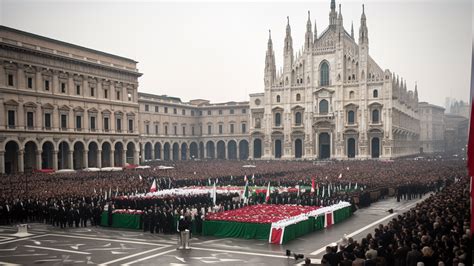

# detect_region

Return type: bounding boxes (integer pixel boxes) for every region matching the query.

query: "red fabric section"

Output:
[326,212,333,228]
[270,228,282,244]
[206,204,318,224]
[471,176,474,237]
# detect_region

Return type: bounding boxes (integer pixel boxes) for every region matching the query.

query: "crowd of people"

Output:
[0,156,469,265]
[321,175,471,266]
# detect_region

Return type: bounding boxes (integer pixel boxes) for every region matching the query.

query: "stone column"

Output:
[140,144,145,164]
[68,150,73,169]
[160,147,164,160]
[110,149,115,167]
[185,146,189,160]
[204,144,208,159]
[83,150,88,169]
[97,150,102,169]
[236,144,240,160]
[151,148,155,160]
[249,140,254,160]
[133,150,139,165]
[17,67,25,90]
[35,69,42,92]
[177,147,181,161]
[36,150,42,170]
[52,71,59,95]
[36,107,42,130]
[0,151,4,174]
[0,62,5,86]
[52,150,58,170]
[225,143,229,160]
[122,149,127,166]
[17,103,24,130]
[315,132,319,159]
[17,150,24,173]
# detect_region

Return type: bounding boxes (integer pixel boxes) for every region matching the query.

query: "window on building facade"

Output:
[104,117,109,131]
[219,110,223,115]
[155,106,159,112]
[276,95,280,103]
[295,112,302,125]
[348,110,355,124]
[116,91,120,100]
[174,126,177,135]
[90,87,95,97]
[128,93,132,101]
[349,91,354,99]
[230,109,234,115]
[182,126,186,136]
[145,105,149,112]
[90,116,96,130]
[192,126,195,136]
[208,125,212,135]
[61,82,66,93]
[319,99,329,114]
[44,113,51,129]
[104,89,108,99]
[191,110,195,116]
[27,112,34,128]
[275,113,281,126]
[296,94,301,101]
[155,124,158,135]
[182,109,186,115]
[164,107,168,113]
[373,90,378,98]
[173,108,177,114]
[230,124,234,134]
[76,116,82,130]
[44,80,50,91]
[28,77,33,89]
[165,125,168,135]
[7,110,15,128]
[242,123,246,133]
[7,74,14,86]
[146,124,149,134]
[219,124,223,134]
[242,109,246,114]
[320,62,329,86]
[372,109,379,123]
[116,118,122,132]
[128,119,133,132]
[76,85,81,95]
[61,114,67,129]
[208,110,211,115]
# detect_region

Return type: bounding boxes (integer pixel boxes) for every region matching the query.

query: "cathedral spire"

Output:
[351,21,354,39]
[264,29,276,88]
[359,4,368,45]
[284,16,293,55]
[305,11,313,50]
[283,16,294,80]
[329,0,337,26]
[314,19,318,41]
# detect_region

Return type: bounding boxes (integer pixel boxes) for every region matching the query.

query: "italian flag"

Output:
[467,46,474,237]
[311,178,315,194]
[265,182,271,203]
[150,179,157,193]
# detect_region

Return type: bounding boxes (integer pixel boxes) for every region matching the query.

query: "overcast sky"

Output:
[0,0,471,106]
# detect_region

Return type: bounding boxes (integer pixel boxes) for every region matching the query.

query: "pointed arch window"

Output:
[348,110,355,124]
[276,95,281,103]
[275,113,281,127]
[320,62,329,86]
[296,93,301,101]
[372,109,379,123]
[295,112,302,125]
[373,89,378,98]
[319,99,329,114]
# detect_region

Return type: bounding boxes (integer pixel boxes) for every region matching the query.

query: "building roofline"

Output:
[0,25,138,64]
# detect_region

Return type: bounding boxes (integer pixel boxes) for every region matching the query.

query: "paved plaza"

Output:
[0,196,427,265]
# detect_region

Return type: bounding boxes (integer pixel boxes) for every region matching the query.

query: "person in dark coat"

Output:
[321,246,340,266]
[406,244,422,266]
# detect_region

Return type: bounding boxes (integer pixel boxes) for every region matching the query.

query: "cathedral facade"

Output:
[249,0,420,160]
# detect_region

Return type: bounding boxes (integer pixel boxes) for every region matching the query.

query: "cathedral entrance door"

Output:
[347,138,356,158]
[318,133,330,159]
[371,137,380,158]
[275,140,282,159]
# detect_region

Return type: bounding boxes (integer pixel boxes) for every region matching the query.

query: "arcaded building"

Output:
[249,0,420,160]
[1,0,442,173]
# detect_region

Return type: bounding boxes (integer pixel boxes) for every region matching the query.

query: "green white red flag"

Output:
[265,182,271,203]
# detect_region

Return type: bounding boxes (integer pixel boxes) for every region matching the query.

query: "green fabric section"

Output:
[202,220,271,240]
[314,215,325,231]
[100,212,141,230]
[333,206,352,224]
[281,217,315,244]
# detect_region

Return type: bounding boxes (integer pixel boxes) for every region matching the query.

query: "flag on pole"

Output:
[216,178,219,184]
[109,187,112,199]
[322,185,325,198]
[208,178,211,186]
[115,187,118,196]
[168,178,171,189]
[296,185,300,198]
[265,182,271,203]
[150,179,157,193]
[230,175,233,181]
[243,181,249,204]
[244,175,248,182]
[467,46,474,237]
[139,175,143,181]
[355,182,358,190]
[338,173,342,179]
[328,184,331,197]
[212,181,217,205]
[311,178,315,194]
[252,174,255,182]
